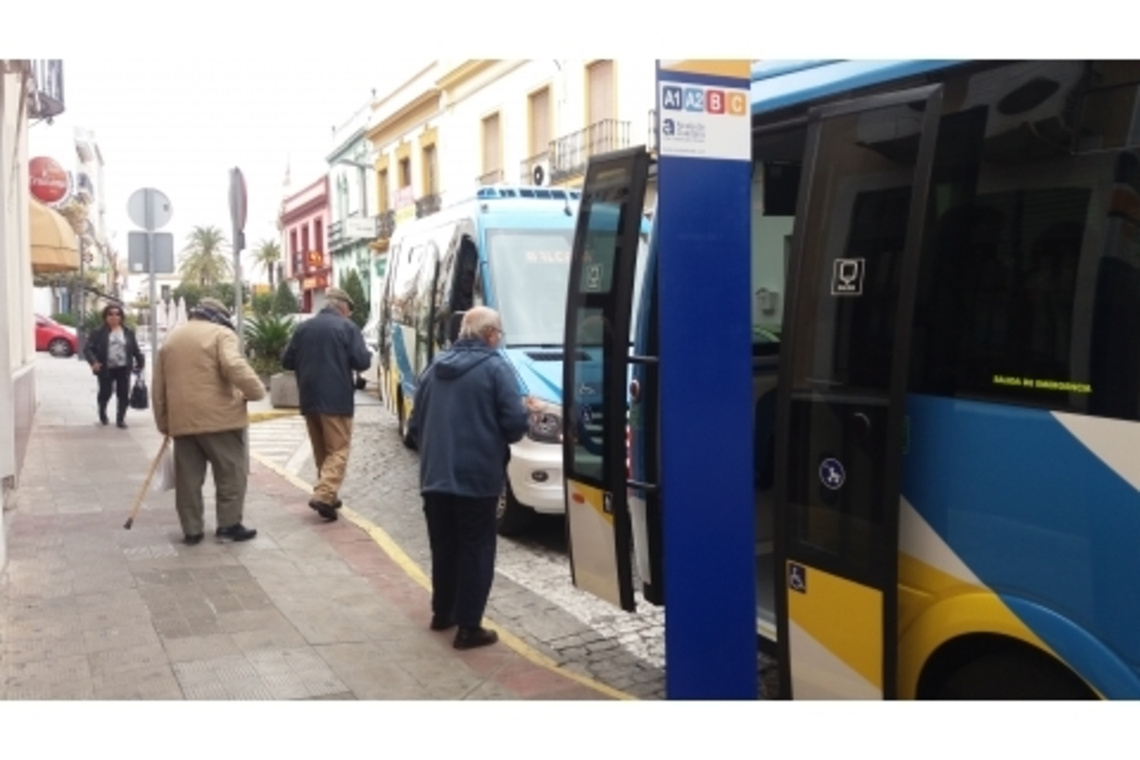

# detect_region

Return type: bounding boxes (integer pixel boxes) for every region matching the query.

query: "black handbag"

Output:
[129,373,149,410]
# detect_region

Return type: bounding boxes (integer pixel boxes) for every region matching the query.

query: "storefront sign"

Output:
[29,156,70,204]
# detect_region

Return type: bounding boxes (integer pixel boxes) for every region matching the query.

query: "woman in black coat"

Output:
[83,304,145,428]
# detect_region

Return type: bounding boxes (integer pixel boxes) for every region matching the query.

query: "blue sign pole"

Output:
[655,60,757,698]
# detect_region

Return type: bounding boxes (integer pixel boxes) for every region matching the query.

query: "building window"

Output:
[586,60,615,125]
[399,158,412,189]
[482,112,502,178]
[378,169,389,212]
[161,285,171,301]
[422,144,438,195]
[529,87,551,157]
[314,219,324,255]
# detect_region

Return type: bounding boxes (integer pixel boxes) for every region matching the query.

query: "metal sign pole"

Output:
[234,231,243,352]
[229,168,247,354]
[145,188,158,370]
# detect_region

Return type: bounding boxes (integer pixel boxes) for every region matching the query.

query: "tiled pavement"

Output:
[0,357,615,701]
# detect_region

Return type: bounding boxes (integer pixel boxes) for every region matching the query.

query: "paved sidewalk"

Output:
[0,356,615,700]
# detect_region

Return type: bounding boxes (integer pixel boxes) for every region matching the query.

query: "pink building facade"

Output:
[280,175,330,313]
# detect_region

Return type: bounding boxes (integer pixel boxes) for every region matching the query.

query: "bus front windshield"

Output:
[486,228,577,346]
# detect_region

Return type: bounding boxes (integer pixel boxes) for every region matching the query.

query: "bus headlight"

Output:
[527,399,562,444]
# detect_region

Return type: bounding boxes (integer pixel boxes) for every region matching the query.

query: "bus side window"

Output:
[450,237,479,313]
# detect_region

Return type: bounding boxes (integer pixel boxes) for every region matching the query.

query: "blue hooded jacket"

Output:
[408,338,530,498]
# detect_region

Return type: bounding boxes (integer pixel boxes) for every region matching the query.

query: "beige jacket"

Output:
[152,319,266,437]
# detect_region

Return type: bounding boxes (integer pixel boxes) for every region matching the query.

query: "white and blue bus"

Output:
[377,185,646,535]
[561,60,1140,698]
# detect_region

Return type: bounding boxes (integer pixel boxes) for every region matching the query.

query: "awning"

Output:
[30,198,79,273]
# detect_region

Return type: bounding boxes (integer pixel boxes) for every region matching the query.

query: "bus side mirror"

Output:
[448,312,464,344]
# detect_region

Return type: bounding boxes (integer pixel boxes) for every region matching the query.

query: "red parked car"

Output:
[35,314,79,358]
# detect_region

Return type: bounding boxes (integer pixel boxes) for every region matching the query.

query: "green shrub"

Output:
[50,312,77,327]
[341,269,370,330]
[272,280,300,316]
[251,292,274,318]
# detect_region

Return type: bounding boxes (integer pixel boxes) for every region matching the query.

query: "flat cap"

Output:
[326,287,354,310]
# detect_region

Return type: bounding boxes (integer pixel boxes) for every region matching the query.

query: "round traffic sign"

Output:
[127,187,173,231]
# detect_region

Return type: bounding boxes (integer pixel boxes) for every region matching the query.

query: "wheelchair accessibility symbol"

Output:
[788,562,807,594]
[819,457,846,490]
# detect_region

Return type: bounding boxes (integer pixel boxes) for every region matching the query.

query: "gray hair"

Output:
[458,306,502,341]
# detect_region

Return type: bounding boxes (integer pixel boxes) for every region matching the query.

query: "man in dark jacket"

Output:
[408,306,538,650]
[281,287,372,521]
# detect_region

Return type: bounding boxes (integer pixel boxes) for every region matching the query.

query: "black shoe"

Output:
[453,626,498,650]
[116,420,128,429]
[216,523,257,541]
[183,533,204,545]
[430,614,455,632]
[98,410,109,425]
[308,499,338,521]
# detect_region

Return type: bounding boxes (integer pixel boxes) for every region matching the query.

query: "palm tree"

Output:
[252,239,282,289]
[179,225,231,288]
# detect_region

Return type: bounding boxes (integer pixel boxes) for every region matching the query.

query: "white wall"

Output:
[1,63,35,568]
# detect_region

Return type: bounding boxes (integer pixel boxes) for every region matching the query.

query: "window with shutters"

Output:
[422,144,438,195]
[586,60,615,125]
[481,112,503,184]
[529,87,551,157]
[377,169,389,211]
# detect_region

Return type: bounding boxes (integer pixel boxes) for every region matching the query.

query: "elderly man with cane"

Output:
[152,298,266,544]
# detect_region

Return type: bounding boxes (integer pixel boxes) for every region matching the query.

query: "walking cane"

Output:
[124,435,171,530]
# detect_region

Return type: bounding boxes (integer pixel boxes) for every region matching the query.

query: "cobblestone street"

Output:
[250,391,778,699]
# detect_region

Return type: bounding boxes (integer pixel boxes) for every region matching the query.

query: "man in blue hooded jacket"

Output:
[408,306,539,650]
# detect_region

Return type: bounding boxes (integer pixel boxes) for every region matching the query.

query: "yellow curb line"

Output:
[248,410,301,424]
[249,451,637,701]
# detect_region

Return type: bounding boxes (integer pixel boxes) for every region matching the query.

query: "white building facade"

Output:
[327,96,380,297]
[2,59,73,570]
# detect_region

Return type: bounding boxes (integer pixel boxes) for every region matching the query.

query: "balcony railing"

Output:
[550,119,631,184]
[375,210,396,238]
[328,220,346,252]
[519,150,550,186]
[28,60,65,120]
[477,168,504,186]
[415,194,441,218]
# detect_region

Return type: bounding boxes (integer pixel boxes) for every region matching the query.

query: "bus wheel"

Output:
[496,482,534,537]
[935,648,1097,700]
[397,392,416,450]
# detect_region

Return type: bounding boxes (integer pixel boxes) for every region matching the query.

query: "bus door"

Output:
[562,146,652,611]
[774,85,943,699]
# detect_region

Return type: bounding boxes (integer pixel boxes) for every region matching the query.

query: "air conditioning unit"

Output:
[532,159,551,187]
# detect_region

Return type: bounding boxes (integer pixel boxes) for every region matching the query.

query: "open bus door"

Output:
[774,85,943,698]
[561,146,652,612]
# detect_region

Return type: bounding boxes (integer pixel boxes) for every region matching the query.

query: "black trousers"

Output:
[97,366,131,421]
[422,493,498,628]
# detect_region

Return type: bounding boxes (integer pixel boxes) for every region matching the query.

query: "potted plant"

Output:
[243,313,298,406]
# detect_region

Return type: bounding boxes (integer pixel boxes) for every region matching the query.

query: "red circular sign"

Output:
[29,156,69,204]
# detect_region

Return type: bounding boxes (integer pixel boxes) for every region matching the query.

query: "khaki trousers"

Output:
[305,414,354,505]
[174,428,248,535]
